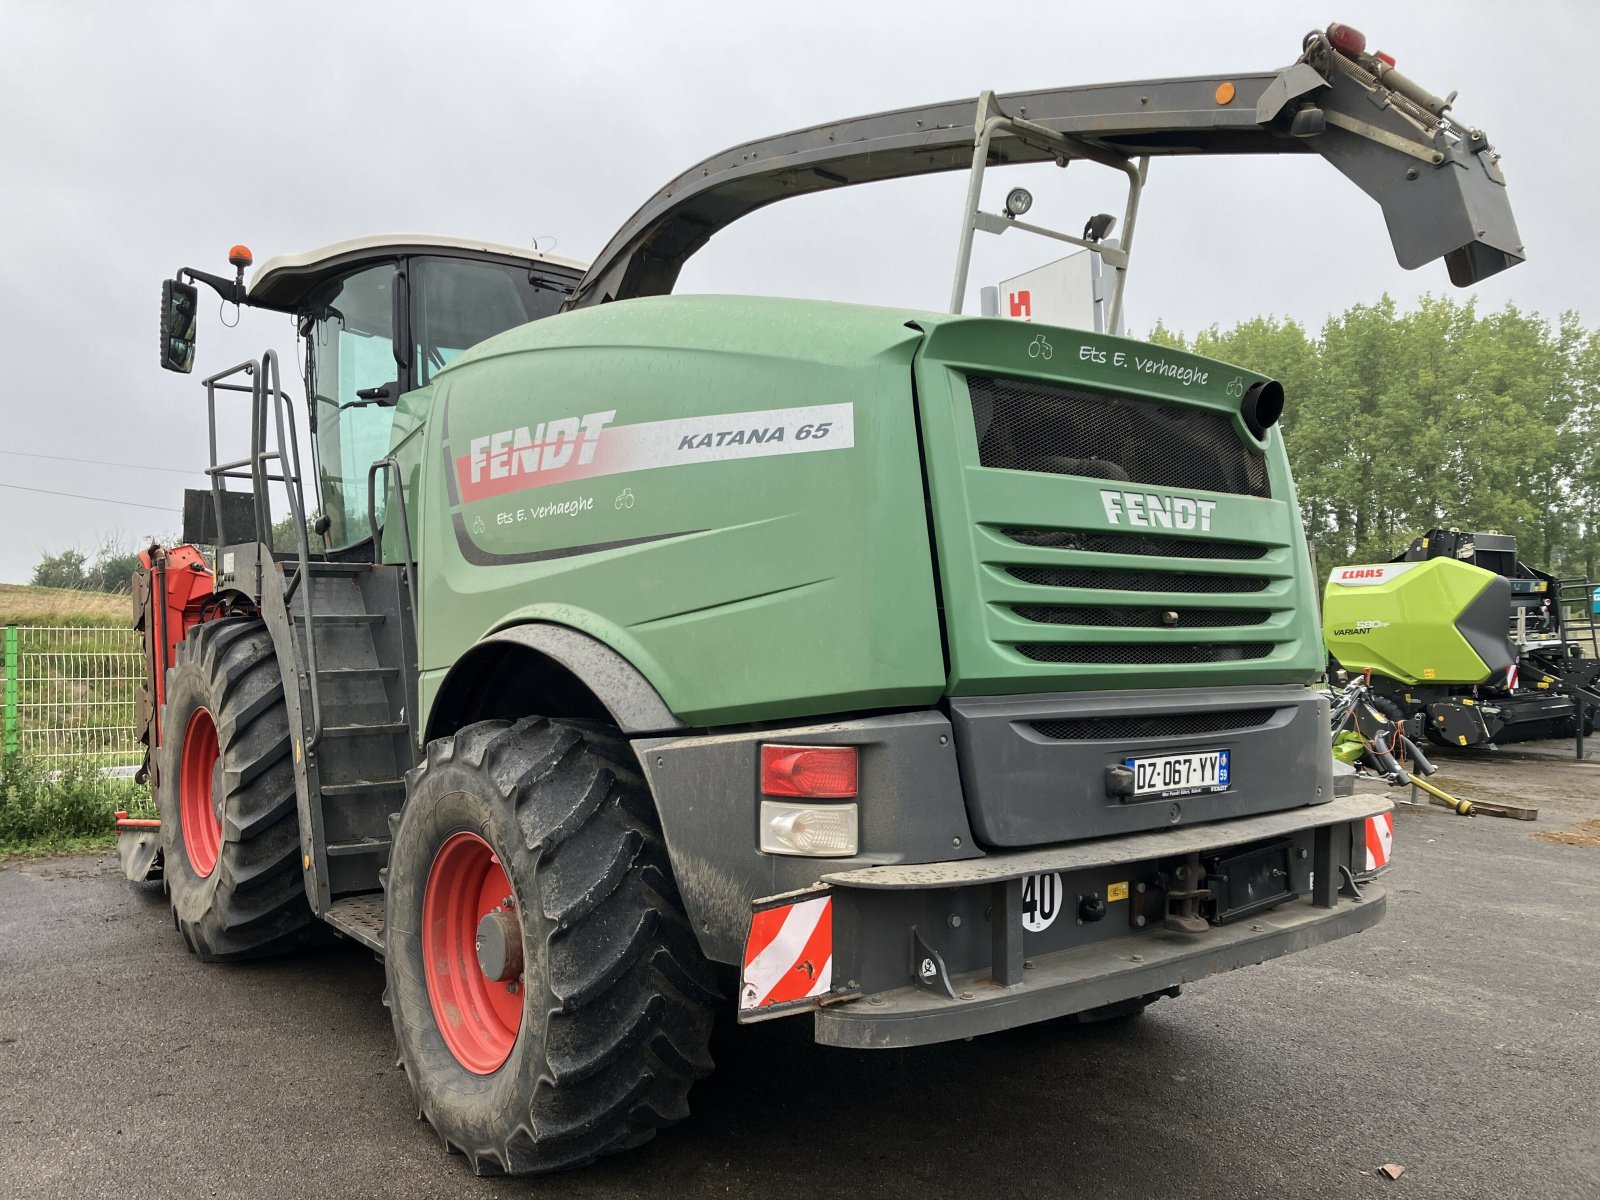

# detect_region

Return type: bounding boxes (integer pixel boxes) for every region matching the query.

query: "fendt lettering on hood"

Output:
[468,410,617,484]
[1099,489,1217,532]
[452,400,855,507]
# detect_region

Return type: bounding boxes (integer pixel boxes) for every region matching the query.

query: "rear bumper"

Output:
[816,885,1385,1048]
[742,793,1391,1047]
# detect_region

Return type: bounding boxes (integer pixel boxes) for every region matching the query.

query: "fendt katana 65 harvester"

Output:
[127,25,1523,1174]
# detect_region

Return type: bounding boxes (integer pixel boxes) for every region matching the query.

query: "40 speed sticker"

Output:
[1020,871,1064,932]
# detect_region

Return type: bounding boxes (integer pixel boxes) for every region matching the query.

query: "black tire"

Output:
[156,617,314,961]
[1369,694,1407,726]
[385,717,719,1175]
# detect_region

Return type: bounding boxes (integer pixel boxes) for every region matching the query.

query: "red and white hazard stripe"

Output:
[1364,812,1395,872]
[740,894,833,1011]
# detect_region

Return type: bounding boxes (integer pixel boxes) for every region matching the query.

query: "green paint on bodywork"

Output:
[1323,557,1499,685]
[384,296,1321,730]
[411,296,946,727]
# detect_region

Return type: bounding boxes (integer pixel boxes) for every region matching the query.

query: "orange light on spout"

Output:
[228,244,254,268]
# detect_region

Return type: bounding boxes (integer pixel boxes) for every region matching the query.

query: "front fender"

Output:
[421,622,685,742]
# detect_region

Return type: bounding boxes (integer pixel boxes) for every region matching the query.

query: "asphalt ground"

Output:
[3,745,1598,1199]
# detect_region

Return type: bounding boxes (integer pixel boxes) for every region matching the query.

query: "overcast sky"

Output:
[2,0,1596,584]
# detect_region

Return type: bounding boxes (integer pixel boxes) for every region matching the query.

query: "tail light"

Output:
[760,744,858,798]
[1326,22,1366,56]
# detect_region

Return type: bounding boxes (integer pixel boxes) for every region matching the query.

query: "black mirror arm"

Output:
[176,267,293,313]
[179,266,245,305]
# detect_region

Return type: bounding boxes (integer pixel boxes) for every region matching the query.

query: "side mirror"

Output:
[161,278,198,373]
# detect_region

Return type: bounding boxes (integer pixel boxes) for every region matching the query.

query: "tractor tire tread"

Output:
[387,716,719,1175]
[159,619,313,962]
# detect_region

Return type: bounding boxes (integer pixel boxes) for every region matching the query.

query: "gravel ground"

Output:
[2,744,1596,1199]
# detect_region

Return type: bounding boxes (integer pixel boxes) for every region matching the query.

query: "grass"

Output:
[0,582,128,628]
[0,754,154,856]
[0,587,152,856]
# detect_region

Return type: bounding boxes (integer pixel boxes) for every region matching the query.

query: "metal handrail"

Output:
[201,360,259,547]
[367,457,418,622]
[199,351,323,752]
[259,350,323,750]
[948,90,1146,333]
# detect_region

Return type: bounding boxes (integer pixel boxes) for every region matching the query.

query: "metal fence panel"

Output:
[1,625,143,766]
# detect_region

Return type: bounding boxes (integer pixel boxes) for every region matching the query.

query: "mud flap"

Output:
[738,887,857,1022]
[115,815,163,882]
[1354,811,1394,879]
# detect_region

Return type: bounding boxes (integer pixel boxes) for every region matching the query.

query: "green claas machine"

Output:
[1325,529,1600,748]
[128,25,1522,1174]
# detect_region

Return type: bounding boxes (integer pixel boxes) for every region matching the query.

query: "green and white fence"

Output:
[1,625,144,768]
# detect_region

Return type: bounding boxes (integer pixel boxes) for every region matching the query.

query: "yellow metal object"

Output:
[303,853,311,870]
[1215,81,1237,105]
[1410,775,1473,815]
[1107,881,1129,903]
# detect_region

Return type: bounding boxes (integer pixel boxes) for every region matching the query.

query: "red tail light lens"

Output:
[1326,22,1366,56]
[760,744,859,798]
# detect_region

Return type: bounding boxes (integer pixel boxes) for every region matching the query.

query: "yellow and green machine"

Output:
[1324,529,1599,747]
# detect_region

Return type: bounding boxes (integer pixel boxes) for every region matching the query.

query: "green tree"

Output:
[30,537,154,594]
[1155,296,1600,578]
[30,549,88,590]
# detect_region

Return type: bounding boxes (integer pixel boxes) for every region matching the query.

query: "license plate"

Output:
[1124,748,1230,797]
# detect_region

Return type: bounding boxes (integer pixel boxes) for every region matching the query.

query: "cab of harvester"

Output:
[134,23,1525,1177]
[160,235,587,553]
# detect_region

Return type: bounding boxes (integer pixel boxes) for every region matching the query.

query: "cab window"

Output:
[412,256,566,386]
[306,264,399,549]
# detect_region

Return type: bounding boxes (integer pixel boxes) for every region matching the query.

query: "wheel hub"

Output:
[475,906,524,982]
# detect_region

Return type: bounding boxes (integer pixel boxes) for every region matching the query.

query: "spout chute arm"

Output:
[569,29,1521,310]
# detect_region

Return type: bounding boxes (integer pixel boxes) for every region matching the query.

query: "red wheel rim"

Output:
[178,707,222,878]
[422,831,523,1074]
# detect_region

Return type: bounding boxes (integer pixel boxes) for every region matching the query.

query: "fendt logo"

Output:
[467,410,617,484]
[1099,489,1217,532]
